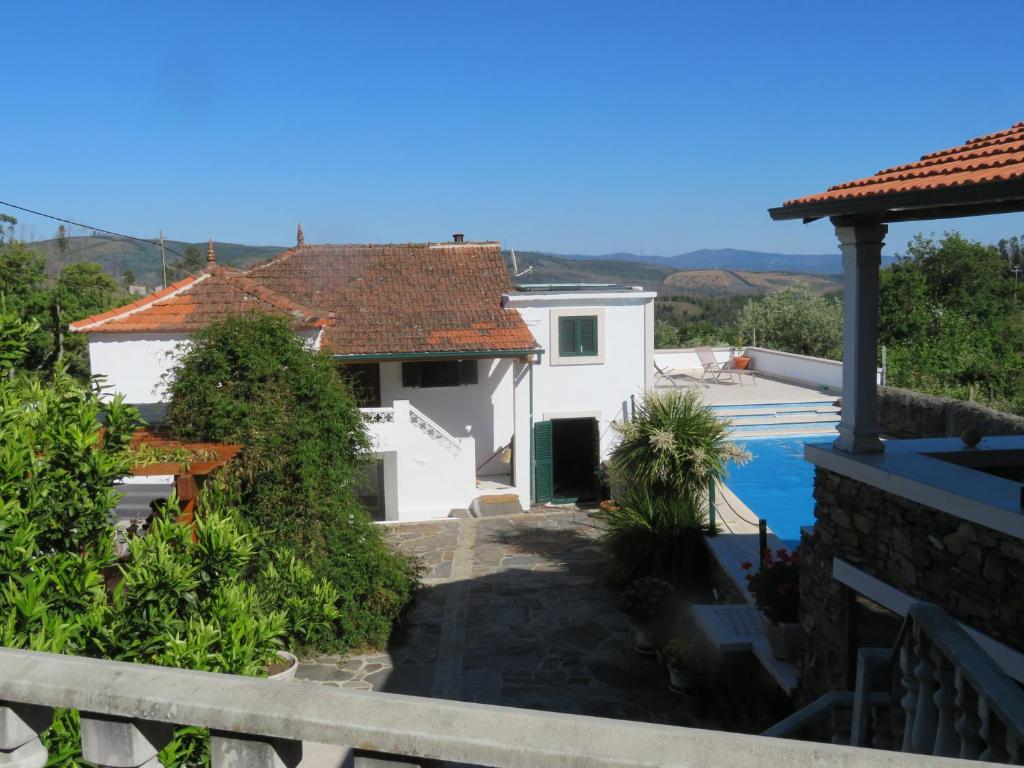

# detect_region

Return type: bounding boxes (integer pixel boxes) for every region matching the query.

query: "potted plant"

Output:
[661,639,712,716]
[621,577,675,654]
[267,650,298,681]
[730,351,751,370]
[743,547,801,662]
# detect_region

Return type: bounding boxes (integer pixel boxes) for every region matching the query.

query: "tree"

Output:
[164,312,418,650]
[170,244,205,280]
[880,231,1024,412]
[52,262,128,379]
[0,307,342,765]
[122,269,136,288]
[654,318,681,349]
[736,286,842,359]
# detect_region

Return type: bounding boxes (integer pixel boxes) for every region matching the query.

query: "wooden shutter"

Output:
[533,420,553,503]
[458,359,478,385]
[558,316,576,356]
[401,362,420,388]
[579,316,598,355]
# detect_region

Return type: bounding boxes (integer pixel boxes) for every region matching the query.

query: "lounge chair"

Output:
[696,346,738,385]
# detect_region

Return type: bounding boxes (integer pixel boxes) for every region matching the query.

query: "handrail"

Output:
[907,603,1024,740]
[760,691,853,739]
[407,403,461,457]
[0,647,959,768]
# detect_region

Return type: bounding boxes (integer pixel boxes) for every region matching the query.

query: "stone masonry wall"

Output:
[798,467,1024,701]
[877,386,1024,439]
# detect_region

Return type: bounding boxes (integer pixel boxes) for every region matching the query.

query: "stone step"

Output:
[469,494,525,518]
[725,412,840,427]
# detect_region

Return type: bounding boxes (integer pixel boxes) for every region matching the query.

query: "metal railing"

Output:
[0,647,965,768]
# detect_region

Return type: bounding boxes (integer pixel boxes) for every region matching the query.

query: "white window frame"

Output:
[549,307,605,366]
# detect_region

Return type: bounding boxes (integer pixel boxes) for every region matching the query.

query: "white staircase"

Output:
[763,602,1024,762]
[711,401,840,437]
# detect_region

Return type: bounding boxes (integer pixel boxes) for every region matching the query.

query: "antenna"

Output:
[510,248,533,279]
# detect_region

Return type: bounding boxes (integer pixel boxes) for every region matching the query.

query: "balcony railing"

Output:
[0,647,960,768]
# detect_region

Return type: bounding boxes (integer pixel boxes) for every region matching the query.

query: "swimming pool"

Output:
[723,434,833,547]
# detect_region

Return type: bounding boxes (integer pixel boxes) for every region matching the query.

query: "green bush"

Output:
[736,285,842,360]
[595,486,716,587]
[610,388,745,502]
[164,312,418,651]
[0,306,348,766]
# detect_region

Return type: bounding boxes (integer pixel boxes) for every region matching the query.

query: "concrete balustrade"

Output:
[0,646,998,768]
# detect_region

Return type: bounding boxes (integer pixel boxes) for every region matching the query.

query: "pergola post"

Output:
[833,221,886,454]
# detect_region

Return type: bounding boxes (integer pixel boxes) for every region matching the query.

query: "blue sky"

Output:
[6,1,1023,257]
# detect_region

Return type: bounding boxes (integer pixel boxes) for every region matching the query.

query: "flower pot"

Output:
[731,356,751,370]
[684,685,712,718]
[633,624,657,655]
[267,650,298,681]
[668,665,686,693]
[763,619,802,662]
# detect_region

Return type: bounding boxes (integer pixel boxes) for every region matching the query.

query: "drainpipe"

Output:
[529,359,535,504]
[707,478,717,537]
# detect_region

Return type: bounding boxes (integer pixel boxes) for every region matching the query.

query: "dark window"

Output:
[339,363,381,407]
[401,360,478,388]
[558,315,598,357]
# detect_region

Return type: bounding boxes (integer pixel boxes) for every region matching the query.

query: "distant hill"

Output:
[26,235,283,289]
[504,251,840,297]
[24,236,842,300]
[546,247,895,274]
[663,269,840,297]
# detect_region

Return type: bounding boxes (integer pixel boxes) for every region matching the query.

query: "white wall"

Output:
[507,290,655,460]
[86,329,322,404]
[87,333,190,403]
[743,347,881,390]
[654,347,735,373]
[378,359,515,470]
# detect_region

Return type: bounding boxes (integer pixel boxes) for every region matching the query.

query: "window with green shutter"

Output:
[557,315,598,357]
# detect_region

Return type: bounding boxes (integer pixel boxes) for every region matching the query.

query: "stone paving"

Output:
[297,509,693,726]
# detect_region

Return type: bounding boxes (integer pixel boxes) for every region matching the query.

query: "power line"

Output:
[0,198,189,260]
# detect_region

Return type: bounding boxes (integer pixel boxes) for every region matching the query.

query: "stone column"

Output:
[833,222,887,454]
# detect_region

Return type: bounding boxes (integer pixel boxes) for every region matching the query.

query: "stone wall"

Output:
[877,386,1024,439]
[798,467,1024,701]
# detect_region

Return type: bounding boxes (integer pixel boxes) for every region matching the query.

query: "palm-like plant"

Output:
[595,486,716,586]
[610,389,747,502]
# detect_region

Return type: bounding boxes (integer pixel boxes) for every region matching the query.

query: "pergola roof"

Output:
[770,120,1024,224]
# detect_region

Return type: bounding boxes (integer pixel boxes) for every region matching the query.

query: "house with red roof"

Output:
[72,233,656,521]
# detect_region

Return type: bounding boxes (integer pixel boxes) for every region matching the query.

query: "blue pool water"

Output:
[723,435,832,546]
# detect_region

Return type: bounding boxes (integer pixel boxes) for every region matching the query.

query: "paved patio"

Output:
[655,370,836,408]
[298,510,695,726]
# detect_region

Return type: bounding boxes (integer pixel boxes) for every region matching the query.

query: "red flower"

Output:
[740,561,753,570]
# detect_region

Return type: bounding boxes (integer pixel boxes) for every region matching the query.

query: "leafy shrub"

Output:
[736,285,843,360]
[0,308,346,766]
[163,312,417,651]
[742,547,800,624]
[620,577,675,625]
[596,487,716,587]
[610,388,746,503]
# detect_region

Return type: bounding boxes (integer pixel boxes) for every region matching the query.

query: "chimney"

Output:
[297,223,305,246]
[207,239,216,264]
[453,232,464,243]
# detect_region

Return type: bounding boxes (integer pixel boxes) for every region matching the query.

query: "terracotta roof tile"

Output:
[71,242,538,356]
[784,121,1024,208]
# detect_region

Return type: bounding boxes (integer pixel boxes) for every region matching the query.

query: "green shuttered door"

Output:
[533,420,553,504]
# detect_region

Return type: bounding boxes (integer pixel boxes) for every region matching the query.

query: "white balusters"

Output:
[979,701,1011,763]
[899,636,919,753]
[210,732,302,768]
[953,668,982,760]
[0,703,50,768]
[909,631,938,754]
[931,646,958,757]
[79,713,173,768]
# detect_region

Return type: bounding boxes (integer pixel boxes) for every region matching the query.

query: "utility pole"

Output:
[159,230,167,289]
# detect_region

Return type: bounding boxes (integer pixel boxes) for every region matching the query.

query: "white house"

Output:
[71,234,655,522]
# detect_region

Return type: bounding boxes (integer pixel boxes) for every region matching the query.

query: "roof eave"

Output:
[769,178,1024,225]
[332,348,543,362]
